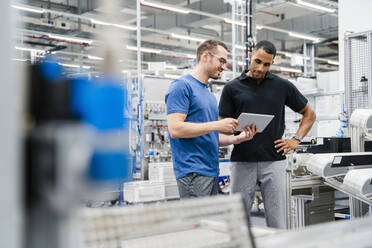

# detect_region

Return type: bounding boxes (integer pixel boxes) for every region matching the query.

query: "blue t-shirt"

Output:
[165,74,219,179]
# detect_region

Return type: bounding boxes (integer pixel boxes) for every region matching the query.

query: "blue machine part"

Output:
[89,151,132,182]
[71,76,132,183]
[40,55,63,82]
[71,77,128,130]
[337,104,347,138]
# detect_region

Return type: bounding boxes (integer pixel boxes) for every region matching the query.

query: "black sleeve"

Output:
[285,80,308,112]
[218,83,235,118]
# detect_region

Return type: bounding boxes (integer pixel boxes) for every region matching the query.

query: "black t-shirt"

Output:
[219,70,308,162]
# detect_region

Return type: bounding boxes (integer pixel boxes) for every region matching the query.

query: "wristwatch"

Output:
[292,134,303,143]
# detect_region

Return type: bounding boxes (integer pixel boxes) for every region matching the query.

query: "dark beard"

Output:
[209,71,220,80]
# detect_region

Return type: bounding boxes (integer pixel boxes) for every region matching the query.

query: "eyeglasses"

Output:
[208,51,227,65]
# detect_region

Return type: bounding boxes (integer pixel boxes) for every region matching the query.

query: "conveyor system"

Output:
[81,194,253,248]
[343,168,372,196]
[349,109,372,152]
[305,152,372,178]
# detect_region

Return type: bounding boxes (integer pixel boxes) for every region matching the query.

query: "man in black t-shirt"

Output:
[219,40,316,228]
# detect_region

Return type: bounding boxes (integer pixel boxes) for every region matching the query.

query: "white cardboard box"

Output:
[124,181,165,203]
[148,162,176,182]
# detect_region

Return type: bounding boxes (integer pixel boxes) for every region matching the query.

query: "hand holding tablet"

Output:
[236,113,274,132]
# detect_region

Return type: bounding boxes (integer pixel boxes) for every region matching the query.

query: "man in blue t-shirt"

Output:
[165,40,258,198]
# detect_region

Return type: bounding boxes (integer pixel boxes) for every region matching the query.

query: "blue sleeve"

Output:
[165,79,191,115]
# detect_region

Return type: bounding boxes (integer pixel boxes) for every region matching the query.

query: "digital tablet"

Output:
[236,112,274,132]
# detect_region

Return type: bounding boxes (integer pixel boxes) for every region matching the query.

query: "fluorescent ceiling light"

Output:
[164,74,181,79]
[224,18,246,27]
[171,33,205,43]
[297,0,335,13]
[289,32,320,42]
[58,63,80,68]
[12,4,45,14]
[15,46,45,53]
[277,51,293,58]
[82,65,91,69]
[49,34,93,44]
[165,64,177,70]
[257,25,323,42]
[140,0,190,14]
[113,24,137,31]
[126,45,161,54]
[327,60,339,66]
[280,67,302,73]
[91,19,137,31]
[91,19,110,25]
[186,54,196,59]
[87,55,103,61]
[12,58,28,62]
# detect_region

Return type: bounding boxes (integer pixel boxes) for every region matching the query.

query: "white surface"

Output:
[317,71,342,92]
[316,120,340,137]
[339,0,372,94]
[349,109,372,129]
[344,168,372,196]
[236,112,274,132]
[306,152,372,178]
[295,77,317,91]
[315,95,342,117]
[219,161,232,177]
[143,76,173,102]
[148,162,176,182]
[123,181,166,203]
[82,195,250,248]
[0,2,22,248]
[121,228,231,248]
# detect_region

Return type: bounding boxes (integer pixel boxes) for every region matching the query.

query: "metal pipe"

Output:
[232,0,236,77]
[310,43,315,77]
[137,0,142,79]
[303,41,307,76]
[245,0,253,71]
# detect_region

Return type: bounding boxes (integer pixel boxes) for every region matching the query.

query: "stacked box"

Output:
[123,181,165,203]
[149,162,179,200]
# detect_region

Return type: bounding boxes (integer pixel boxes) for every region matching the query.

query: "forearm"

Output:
[219,133,236,146]
[296,110,316,138]
[170,121,219,139]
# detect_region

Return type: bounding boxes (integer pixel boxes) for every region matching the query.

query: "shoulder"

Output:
[169,75,193,91]
[224,77,241,89]
[270,73,296,89]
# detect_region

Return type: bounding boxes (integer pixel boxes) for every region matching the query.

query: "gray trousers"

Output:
[176,173,219,198]
[231,160,287,229]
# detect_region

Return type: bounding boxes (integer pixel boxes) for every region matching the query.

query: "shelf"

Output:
[301,88,344,97]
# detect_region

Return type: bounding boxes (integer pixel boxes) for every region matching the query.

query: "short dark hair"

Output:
[196,39,228,63]
[254,40,276,58]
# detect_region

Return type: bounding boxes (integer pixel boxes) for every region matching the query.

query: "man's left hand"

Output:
[274,138,300,155]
